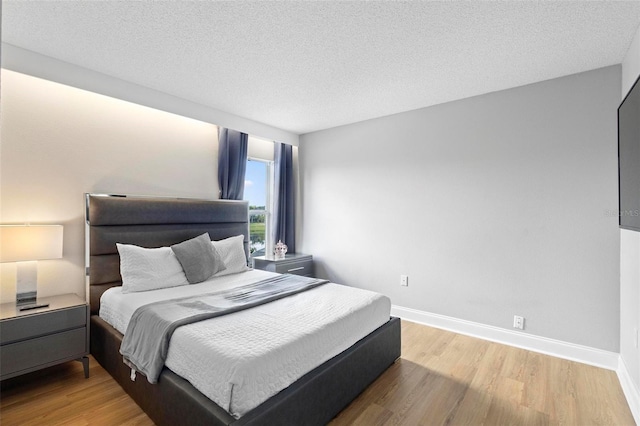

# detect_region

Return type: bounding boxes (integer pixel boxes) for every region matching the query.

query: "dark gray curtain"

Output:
[218,128,248,200]
[273,142,295,252]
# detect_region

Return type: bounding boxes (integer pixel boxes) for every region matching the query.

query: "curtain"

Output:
[218,128,248,200]
[273,142,295,252]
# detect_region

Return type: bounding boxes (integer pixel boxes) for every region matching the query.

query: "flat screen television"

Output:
[618,74,640,232]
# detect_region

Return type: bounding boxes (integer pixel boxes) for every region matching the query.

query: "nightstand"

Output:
[0,293,89,380]
[253,253,314,277]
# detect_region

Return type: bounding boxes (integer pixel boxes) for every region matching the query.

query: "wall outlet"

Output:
[400,275,409,286]
[513,315,525,330]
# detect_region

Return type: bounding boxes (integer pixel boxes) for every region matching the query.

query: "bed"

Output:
[85,193,401,425]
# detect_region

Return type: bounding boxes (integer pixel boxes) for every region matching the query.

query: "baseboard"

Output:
[618,357,640,425]
[391,305,619,370]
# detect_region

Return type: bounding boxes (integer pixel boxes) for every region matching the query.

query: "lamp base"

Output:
[16,260,39,307]
[17,289,49,311]
[16,290,37,306]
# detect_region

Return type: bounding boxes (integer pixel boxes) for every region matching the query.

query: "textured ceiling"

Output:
[3,1,640,134]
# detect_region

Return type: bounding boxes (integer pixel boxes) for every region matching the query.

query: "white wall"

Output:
[620,22,640,411]
[0,70,221,303]
[2,44,299,146]
[299,66,621,352]
[248,136,275,161]
[0,69,286,304]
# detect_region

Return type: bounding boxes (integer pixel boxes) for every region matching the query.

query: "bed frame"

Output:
[85,193,401,425]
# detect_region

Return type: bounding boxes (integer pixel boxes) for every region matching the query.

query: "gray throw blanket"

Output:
[120,274,328,383]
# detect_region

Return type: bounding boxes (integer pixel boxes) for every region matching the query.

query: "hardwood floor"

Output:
[331,322,634,425]
[0,320,635,425]
[0,356,154,426]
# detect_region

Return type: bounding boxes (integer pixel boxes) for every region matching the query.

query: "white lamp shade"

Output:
[0,225,63,263]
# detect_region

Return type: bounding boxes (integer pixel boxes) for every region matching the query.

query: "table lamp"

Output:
[0,225,63,310]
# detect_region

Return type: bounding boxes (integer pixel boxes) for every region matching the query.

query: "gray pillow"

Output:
[171,233,226,284]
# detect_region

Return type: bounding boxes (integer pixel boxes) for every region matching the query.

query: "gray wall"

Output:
[620,24,640,395]
[299,66,621,351]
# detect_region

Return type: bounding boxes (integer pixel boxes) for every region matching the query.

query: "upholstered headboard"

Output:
[85,194,249,314]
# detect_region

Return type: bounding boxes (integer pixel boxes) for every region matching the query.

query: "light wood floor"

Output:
[0,320,635,425]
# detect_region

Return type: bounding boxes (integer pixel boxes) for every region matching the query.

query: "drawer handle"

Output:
[287,266,305,272]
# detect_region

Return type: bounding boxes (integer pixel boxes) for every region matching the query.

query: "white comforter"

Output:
[100,270,391,418]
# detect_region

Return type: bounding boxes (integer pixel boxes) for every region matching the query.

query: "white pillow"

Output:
[211,235,250,276]
[117,243,189,293]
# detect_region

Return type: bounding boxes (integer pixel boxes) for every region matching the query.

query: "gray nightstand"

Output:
[0,293,89,380]
[253,253,314,277]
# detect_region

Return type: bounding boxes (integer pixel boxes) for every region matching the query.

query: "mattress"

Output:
[100,269,391,418]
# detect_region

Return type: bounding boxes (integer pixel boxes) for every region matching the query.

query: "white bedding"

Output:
[100,269,391,418]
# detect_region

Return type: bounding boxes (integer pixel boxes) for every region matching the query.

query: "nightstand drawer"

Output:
[274,259,314,276]
[0,305,87,345]
[0,328,87,377]
[253,254,315,277]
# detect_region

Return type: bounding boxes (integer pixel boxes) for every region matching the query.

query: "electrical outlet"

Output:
[513,315,525,330]
[400,275,408,287]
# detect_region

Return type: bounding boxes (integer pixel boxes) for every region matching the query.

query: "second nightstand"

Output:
[253,253,314,277]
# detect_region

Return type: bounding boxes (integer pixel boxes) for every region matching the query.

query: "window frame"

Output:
[246,157,274,258]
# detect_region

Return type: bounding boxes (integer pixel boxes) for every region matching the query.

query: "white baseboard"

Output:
[391,305,619,370]
[391,304,639,423]
[618,357,640,425]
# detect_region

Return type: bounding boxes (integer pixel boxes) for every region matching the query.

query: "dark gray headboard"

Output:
[85,194,249,314]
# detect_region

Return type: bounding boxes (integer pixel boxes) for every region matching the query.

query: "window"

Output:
[244,158,273,257]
